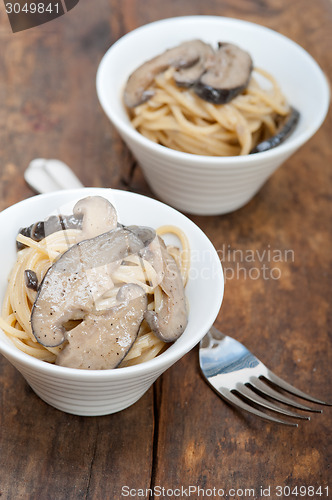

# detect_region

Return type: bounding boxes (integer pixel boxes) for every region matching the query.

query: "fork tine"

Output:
[217,387,298,427]
[264,370,332,406]
[236,383,310,420]
[250,377,322,413]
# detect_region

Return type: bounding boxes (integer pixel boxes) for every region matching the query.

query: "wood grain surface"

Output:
[0,1,331,499]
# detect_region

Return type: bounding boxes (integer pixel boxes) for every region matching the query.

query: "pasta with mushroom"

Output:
[0,196,190,369]
[124,40,299,156]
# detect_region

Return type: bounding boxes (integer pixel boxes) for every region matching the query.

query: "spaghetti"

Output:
[128,67,290,156]
[0,219,190,368]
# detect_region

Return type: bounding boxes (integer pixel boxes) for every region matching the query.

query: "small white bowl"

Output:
[96,16,330,215]
[0,188,224,416]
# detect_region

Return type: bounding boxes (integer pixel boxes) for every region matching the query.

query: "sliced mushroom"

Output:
[24,270,38,291]
[17,214,83,250]
[194,42,253,104]
[250,107,300,154]
[31,225,155,347]
[124,39,214,108]
[173,42,214,87]
[144,237,188,342]
[17,196,118,249]
[139,234,165,288]
[55,284,147,370]
[73,196,118,240]
[127,225,157,247]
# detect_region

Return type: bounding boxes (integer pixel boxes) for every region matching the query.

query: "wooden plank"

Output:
[0,359,154,499]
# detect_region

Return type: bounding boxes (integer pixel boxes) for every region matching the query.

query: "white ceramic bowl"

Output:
[0,188,224,416]
[96,16,330,215]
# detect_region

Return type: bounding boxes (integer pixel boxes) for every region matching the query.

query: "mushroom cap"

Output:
[55,284,147,370]
[18,196,118,249]
[250,107,300,153]
[144,237,188,342]
[73,196,118,240]
[17,214,83,250]
[124,39,253,108]
[31,225,155,348]
[194,42,253,104]
[173,41,214,87]
[124,39,214,108]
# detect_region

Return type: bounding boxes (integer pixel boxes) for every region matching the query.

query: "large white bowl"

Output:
[0,188,224,416]
[96,16,330,215]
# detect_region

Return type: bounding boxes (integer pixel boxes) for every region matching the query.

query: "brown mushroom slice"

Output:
[173,41,214,87]
[250,107,300,154]
[126,225,157,247]
[24,270,39,291]
[139,234,165,288]
[144,237,188,342]
[31,225,155,347]
[73,196,118,240]
[17,196,117,249]
[124,39,214,108]
[194,42,253,104]
[17,214,83,250]
[55,284,147,370]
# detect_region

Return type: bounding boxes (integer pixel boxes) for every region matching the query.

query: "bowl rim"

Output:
[0,187,224,380]
[96,15,330,165]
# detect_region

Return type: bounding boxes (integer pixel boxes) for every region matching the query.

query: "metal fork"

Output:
[199,326,331,426]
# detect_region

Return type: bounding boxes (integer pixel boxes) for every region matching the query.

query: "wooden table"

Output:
[0,1,331,498]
